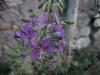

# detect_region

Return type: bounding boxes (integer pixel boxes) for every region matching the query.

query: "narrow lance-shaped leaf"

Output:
[58,3,63,14]
[54,12,59,24]
[38,0,48,9]
[59,0,64,9]
[64,20,74,25]
[42,3,47,11]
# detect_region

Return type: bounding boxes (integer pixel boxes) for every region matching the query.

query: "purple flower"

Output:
[27,29,37,39]
[33,16,40,22]
[50,24,65,37]
[23,22,33,31]
[54,24,63,31]
[30,42,41,49]
[40,38,50,48]
[40,38,55,54]
[14,31,22,38]
[14,31,26,38]
[55,29,64,37]
[46,47,54,54]
[39,21,45,29]
[32,50,40,59]
[22,23,37,39]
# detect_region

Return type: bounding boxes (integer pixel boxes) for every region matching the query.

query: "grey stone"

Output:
[77,13,90,27]
[94,13,100,18]
[19,0,40,19]
[5,0,23,7]
[88,10,97,18]
[94,30,100,49]
[75,37,90,49]
[99,8,100,12]
[79,26,91,37]
[0,0,41,24]
[0,8,22,24]
[94,0,100,6]
[94,18,100,27]
[78,0,92,12]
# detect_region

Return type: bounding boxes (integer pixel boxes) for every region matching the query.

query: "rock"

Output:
[99,8,100,12]
[0,0,7,11]
[75,37,90,49]
[88,10,97,18]
[78,0,92,12]
[94,0,100,7]
[94,13,100,18]
[5,0,23,7]
[77,13,90,27]
[79,26,91,37]
[94,18,100,27]
[0,8,22,24]
[94,30,100,49]
[20,0,40,19]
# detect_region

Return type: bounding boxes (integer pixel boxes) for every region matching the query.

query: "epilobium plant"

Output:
[1,0,98,75]
[6,0,71,75]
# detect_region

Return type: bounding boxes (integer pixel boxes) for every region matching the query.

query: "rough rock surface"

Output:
[75,37,90,49]
[94,30,100,49]
[5,0,23,7]
[0,0,40,24]
[73,0,100,50]
[79,26,91,37]
[94,18,100,27]
[77,13,90,27]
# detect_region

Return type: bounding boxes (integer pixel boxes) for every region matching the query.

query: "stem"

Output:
[35,13,51,43]
[15,39,24,47]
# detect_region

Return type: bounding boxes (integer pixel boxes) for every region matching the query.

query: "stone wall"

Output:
[0,0,40,60]
[72,0,100,49]
[0,0,40,24]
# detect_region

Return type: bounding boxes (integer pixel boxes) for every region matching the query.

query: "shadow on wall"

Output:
[0,0,8,11]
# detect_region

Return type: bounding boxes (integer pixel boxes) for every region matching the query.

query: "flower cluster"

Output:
[14,12,65,59]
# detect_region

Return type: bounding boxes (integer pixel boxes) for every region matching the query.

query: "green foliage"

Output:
[38,0,73,26]
[38,0,64,14]
[2,38,98,75]
[0,62,11,75]
[2,39,33,75]
[67,48,97,75]
[11,56,33,75]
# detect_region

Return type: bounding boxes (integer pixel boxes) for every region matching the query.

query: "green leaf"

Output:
[12,56,33,75]
[58,3,63,14]
[21,19,29,23]
[30,11,36,17]
[54,12,59,24]
[42,3,47,11]
[59,0,64,9]
[64,20,74,25]
[38,0,48,9]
